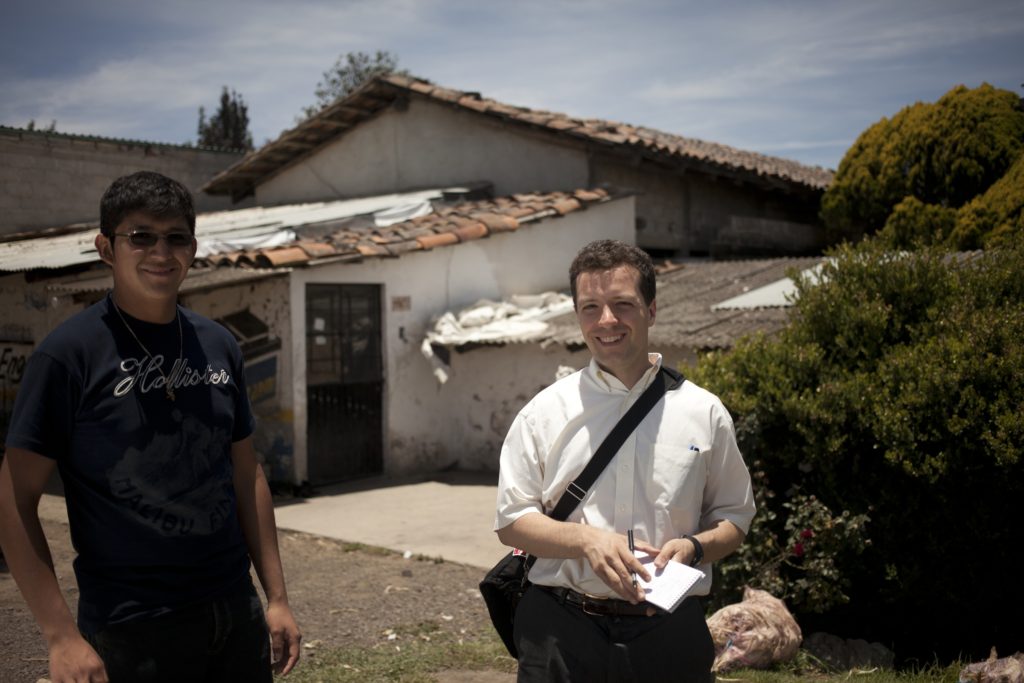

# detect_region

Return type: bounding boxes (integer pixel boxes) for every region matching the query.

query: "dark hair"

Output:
[569,239,656,306]
[99,171,196,237]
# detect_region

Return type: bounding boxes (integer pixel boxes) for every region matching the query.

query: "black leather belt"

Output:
[539,585,660,617]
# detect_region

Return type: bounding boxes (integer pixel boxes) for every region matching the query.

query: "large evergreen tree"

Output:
[197,87,253,151]
[821,84,1024,247]
[299,50,406,120]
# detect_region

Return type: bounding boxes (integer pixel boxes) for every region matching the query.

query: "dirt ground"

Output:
[0,517,513,683]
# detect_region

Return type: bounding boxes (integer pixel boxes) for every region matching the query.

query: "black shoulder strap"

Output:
[548,365,685,523]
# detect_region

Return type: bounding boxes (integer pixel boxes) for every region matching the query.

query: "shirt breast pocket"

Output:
[644,442,706,508]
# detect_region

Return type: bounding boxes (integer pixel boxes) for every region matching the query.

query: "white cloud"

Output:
[1,0,1021,169]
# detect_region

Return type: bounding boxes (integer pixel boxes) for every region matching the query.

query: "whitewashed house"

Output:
[2,74,833,485]
[203,75,833,259]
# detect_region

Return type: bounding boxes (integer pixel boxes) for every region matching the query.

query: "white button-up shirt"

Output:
[494,354,755,598]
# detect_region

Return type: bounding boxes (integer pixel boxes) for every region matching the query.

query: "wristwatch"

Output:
[680,533,704,566]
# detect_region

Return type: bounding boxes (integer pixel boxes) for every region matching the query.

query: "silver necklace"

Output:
[112,300,183,401]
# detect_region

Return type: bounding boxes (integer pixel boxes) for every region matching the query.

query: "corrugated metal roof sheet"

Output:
[650,256,822,349]
[426,257,824,353]
[711,262,824,310]
[0,229,99,272]
[192,188,447,259]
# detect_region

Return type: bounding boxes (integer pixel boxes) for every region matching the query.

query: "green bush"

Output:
[694,239,1024,662]
[712,484,871,616]
[821,84,1024,243]
[877,196,957,249]
[950,151,1024,250]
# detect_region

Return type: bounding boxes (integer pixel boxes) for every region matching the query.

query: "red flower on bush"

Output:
[800,529,814,539]
[792,542,805,558]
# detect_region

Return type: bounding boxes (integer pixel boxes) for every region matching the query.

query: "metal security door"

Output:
[306,284,383,485]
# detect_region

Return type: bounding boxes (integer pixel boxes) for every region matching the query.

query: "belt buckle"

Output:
[581,597,608,616]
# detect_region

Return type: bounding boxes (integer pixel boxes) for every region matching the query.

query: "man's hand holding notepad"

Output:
[633,551,705,612]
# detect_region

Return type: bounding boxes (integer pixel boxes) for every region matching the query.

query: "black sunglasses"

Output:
[112,231,195,248]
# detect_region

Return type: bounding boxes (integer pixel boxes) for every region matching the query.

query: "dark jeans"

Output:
[513,585,715,683]
[84,583,271,683]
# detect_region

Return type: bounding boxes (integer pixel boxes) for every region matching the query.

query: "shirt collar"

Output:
[587,353,664,393]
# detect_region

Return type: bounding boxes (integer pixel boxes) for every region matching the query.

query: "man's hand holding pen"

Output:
[579,526,655,603]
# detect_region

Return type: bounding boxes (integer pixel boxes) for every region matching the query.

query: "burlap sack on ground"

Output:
[706,586,802,672]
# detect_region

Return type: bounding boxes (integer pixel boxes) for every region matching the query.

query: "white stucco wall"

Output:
[286,196,634,481]
[256,98,591,205]
[434,343,589,471]
[430,329,701,472]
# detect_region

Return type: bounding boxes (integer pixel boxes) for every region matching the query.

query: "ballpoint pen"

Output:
[627,529,637,588]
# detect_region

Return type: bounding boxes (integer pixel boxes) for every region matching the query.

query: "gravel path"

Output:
[0,516,515,682]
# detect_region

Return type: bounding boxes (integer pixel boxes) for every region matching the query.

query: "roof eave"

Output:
[201,79,409,198]
[201,74,833,197]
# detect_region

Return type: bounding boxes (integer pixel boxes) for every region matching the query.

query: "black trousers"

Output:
[84,583,272,683]
[513,585,715,683]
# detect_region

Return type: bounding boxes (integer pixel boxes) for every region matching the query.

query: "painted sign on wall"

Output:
[245,353,278,406]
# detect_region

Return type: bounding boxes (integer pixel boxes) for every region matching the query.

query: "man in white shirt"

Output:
[494,239,755,682]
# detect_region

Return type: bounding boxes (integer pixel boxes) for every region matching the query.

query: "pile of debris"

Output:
[706,588,1021,682]
[706,587,894,674]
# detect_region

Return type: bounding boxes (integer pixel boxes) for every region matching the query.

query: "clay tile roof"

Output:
[409,80,435,96]
[475,212,519,233]
[552,197,582,215]
[504,206,541,219]
[256,246,310,267]
[202,75,833,201]
[384,239,423,256]
[187,186,622,270]
[417,231,460,250]
[453,220,488,242]
[573,188,607,202]
[297,241,337,259]
[356,243,391,257]
[9,184,624,273]
[458,96,490,113]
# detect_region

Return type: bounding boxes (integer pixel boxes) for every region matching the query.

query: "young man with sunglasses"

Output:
[0,171,301,682]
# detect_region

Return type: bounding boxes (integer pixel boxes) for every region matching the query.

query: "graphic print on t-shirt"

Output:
[107,403,235,538]
[113,354,231,398]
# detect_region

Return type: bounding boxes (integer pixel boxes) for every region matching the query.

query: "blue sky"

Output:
[1,0,1021,170]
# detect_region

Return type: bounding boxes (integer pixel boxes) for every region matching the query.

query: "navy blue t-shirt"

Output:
[6,295,256,634]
